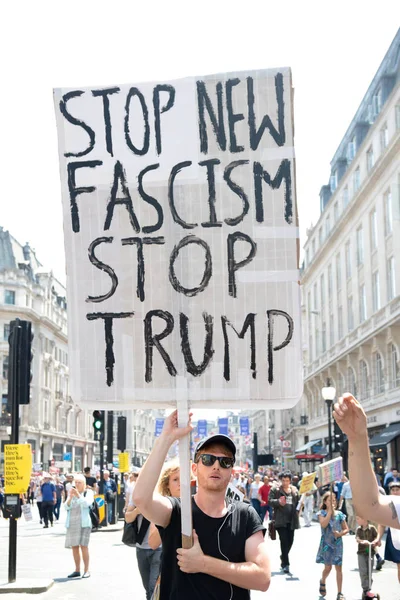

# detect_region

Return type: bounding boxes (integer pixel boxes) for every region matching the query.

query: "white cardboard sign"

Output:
[54,68,302,409]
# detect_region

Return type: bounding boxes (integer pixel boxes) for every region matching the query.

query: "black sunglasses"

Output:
[196,453,235,469]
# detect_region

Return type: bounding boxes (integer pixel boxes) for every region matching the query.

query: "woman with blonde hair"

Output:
[64,473,94,579]
[125,460,181,600]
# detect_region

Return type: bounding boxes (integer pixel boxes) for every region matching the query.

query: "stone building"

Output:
[0,228,96,472]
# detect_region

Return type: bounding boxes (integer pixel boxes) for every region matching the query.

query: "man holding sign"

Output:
[133,410,270,599]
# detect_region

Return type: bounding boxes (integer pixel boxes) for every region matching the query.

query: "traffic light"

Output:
[117,416,127,451]
[8,319,34,405]
[92,410,105,441]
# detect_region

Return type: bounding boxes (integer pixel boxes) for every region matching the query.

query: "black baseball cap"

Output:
[194,435,236,460]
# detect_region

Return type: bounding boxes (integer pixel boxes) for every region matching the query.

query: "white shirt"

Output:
[390,495,400,550]
[340,482,352,499]
[250,481,262,499]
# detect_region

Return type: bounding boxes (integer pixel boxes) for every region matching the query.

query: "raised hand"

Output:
[161,409,193,442]
[333,393,367,441]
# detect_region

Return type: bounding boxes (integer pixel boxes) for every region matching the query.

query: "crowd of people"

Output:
[1,393,400,598]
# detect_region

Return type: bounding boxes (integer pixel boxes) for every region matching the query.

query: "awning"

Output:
[369,423,400,448]
[295,454,326,461]
[295,439,322,453]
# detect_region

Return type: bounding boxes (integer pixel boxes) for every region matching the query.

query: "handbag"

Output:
[150,576,160,600]
[268,519,276,540]
[122,520,138,546]
[84,492,100,528]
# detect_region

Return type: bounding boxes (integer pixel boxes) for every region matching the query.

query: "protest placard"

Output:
[226,483,244,504]
[5,444,32,494]
[318,457,343,486]
[299,472,316,494]
[54,68,302,411]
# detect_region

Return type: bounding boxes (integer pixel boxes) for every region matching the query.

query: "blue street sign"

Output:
[239,417,249,436]
[63,453,72,461]
[155,418,165,437]
[197,420,207,437]
[218,418,228,435]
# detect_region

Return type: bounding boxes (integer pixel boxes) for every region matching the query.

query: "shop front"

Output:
[369,422,400,477]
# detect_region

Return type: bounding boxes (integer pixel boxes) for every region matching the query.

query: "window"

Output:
[380,122,389,151]
[313,283,318,311]
[373,88,382,116]
[329,313,335,347]
[308,334,313,362]
[338,306,343,339]
[306,248,310,267]
[372,271,380,312]
[389,344,400,389]
[353,167,361,193]
[337,372,345,397]
[345,241,351,279]
[4,290,15,305]
[312,239,316,257]
[318,228,323,247]
[3,324,10,341]
[359,360,369,400]
[370,208,378,250]
[347,367,357,397]
[336,253,342,291]
[321,321,326,353]
[330,172,337,192]
[320,274,325,309]
[2,356,9,380]
[334,201,339,223]
[347,136,356,162]
[387,256,396,301]
[325,215,331,238]
[328,264,333,297]
[356,226,364,265]
[374,352,384,394]
[347,296,354,332]
[384,190,393,236]
[359,284,367,322]
[342,186,349,208]
[366,146,374,172]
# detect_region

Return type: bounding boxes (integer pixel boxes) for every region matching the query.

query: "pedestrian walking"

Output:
[339,479,356,534]
[64,474,93,579]
[249,474,262,518]
[355,516,380,599]
[35,478,43,524]
[316,491,348,599]
[132,410,270,599]
[298,471,316,527]
[54,477,64,521]
[83,467,98,493]
[103,470,117,524]
[40,473,56,528]
[124,472,138,512]
[259,476,272,522]
[333,395,400,546]
[268,470,300,574]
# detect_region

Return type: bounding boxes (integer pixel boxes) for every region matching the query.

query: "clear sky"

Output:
[1,1,399,284]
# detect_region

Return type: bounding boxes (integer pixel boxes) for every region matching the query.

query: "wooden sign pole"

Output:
[177,378,193,549]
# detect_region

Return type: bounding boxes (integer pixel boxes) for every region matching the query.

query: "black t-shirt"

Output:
[159,497,265,600]
[85,476,97,489]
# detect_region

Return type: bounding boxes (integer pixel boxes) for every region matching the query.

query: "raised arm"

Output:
[334,394,400,529]
[132,409,192,528]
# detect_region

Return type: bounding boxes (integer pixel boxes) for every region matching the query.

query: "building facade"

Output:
[290,30,400,476]
[0,228,96,472]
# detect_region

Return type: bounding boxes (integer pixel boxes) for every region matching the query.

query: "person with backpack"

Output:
[64,474,94,579]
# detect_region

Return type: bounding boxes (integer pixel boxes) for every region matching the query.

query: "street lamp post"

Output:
[322,380,336,460]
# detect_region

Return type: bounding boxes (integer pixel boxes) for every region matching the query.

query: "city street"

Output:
[0,507,398,599]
